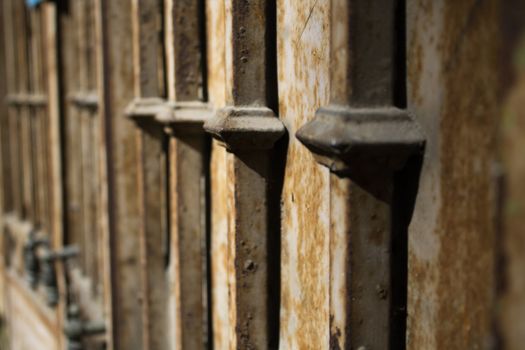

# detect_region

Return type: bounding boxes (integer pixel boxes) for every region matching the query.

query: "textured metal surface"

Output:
[164,0,211,349]
[294,0,424,348]
[297,106,424,176]
[205,1,283,348]
[168,131,209,350]
[0,0,520,349]
[407,0,500,348]
[168,0,205,102]
[204,0,231,347]
[204,0,285,148]
[277,0,331,348]
[205,106,284,150]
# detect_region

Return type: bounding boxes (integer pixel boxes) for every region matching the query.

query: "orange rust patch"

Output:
[277,0,331,348]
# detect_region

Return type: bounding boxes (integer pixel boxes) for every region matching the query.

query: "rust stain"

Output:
[206,0,229,348]
[278,0,330,348]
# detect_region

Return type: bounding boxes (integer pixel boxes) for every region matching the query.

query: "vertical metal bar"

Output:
[28,10,42,229]
[168,130,209,350]
[38,7,51,235]
[135,122,167,350]
[42,2,66,348]
[0,0,6,318]
[131,1,167,349]
[81,0,102,297]
[0,0,6,219]
[169,0,204,102]
[98,0,143,348]
[78,0,91,279]
[85,0,102,295]
[204,0,284,348]
[329,2,397,346]
[131,0,161,99]
[32,9,48,233]
[161,0,211,349]
[62,0,82,263]
[296,0,424,348]
[92,0,114,347]
[16,3,34,220]
[0,1,16,211]
[330,0,399,107]
[329,174,393,349]
[6,0,23,217]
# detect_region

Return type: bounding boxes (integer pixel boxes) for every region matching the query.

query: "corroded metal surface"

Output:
[277,0,331,348]
[205,106,284,150]
[296,1,425,348]
[205,0,284,348]
[164,0,211,348]
[205,0,230,348]
[0,0,520,349]
[169,0,205,102]
[407,0,500,348]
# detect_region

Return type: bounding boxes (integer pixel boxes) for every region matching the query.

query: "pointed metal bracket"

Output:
[297,105,425,176]
[204,106,285,151]
[125,98,213,133]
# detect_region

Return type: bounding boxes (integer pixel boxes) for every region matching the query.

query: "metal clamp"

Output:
[64,304,106,350]
[40,245,79,307]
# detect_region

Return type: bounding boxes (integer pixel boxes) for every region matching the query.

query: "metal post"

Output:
[296,0,424,348]
[204,0,284,347]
